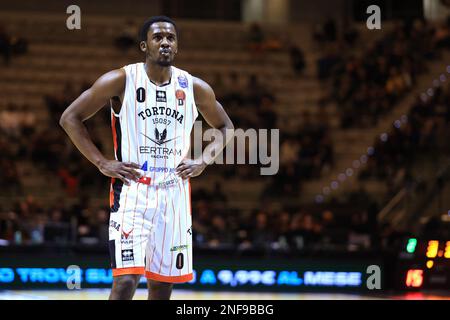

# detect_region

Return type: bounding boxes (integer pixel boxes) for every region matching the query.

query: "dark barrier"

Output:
[0,246,387,292]
[4,242,447,292]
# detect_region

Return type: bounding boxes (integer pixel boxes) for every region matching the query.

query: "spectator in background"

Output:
[114,20,138,51]
[343,25,359,47]
[245,74,267,106]
[313,18,337,45]
[323,18,337,42]
[317,44,341,80]
[0,24,11,65]
[250,211,274,250]
[210,72,227,102]
[57,164,79,197]
[0,159,22,195]
[222,72,245,106]
[247,22,265,56]
[289,44,306,76]
[206,215,234,248]
[289,212,324,250]
[210,182,228,207]
[256,94,277,129]
[192,200,211,246]
[273,210,292,251]
[92,207,109,246]
[0,103,21,138]
[0,211,20,243]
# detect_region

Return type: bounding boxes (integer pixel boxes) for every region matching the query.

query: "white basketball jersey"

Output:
[111,63,198,184]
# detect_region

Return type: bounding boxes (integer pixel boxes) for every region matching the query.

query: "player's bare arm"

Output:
[59,69,141,186]
[176,76,234,179]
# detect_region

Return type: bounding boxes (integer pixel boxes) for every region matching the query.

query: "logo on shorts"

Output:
[187,226,192,235]
[122,228,133,239]
[121,249,134,262]
[158,178,177,188]
[121,228,134,245]
[110,221,120,232]
[170,245,189,252]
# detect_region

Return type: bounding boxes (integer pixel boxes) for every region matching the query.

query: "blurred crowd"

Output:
[0,103,35,195]
[359,82,450,195]
[264,111,333,198]
[0,17,449,255]
[43,82,110,197]
[208,70,334,194]
[190,186,385,253]
[0,23,28,66]
[320,18,450,129]
[0,81,108,200]
[1,185,415,254]
[0,195,109,246]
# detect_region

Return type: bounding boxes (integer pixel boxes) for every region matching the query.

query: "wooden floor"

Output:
[0,289,449,300]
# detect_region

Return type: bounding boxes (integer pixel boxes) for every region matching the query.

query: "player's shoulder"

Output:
[171,66,214,99]
[192,76,213,94]
[190,76,215,103]
[121,62,144,76]
[93,68,126,90]
[171,66,210,92]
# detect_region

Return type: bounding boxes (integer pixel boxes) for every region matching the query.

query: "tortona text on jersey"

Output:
[138,106,184,124]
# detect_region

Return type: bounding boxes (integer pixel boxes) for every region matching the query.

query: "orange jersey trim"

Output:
[112,267,145,277]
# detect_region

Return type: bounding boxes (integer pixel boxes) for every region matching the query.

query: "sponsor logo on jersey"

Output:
[156,90,167,102]
[141,129,179,146]
[121,249,134,262]
[149,167,176,173]
[139,146,182,159]
[140,161,176,173]
[176,89,185,106]
[170,244,189,252]
[177,75,188,88]
[175,89,186,100]
[138,106,184,124]
[175,89,186,106]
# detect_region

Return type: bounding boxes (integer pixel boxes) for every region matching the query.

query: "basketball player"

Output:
[59,16,234,300]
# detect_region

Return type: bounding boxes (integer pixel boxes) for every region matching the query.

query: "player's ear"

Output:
[140,41,147,52]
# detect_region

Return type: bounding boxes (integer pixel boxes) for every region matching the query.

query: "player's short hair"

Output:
[139,16,178,42]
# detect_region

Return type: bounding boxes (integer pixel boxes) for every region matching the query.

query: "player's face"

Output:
[141,22,178,67]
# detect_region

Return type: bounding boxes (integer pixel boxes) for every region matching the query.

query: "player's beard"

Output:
[156,59,172,67]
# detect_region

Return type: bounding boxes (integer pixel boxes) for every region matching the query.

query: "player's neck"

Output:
[144,62,172,86]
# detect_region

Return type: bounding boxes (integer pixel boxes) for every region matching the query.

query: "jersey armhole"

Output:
[110,96,121,117]
[191,100,199,120]
[110,66,129,118]
[188,73,199,120]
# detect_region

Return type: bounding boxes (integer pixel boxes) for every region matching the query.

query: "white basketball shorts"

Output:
[108,173,193,283]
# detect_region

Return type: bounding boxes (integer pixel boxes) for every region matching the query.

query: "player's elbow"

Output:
[227,118,235,133]
[59,110,74,130]
[59,112,68,129]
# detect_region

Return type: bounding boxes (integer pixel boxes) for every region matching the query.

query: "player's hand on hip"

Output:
[176,158,207,179]
[98,160,141,186]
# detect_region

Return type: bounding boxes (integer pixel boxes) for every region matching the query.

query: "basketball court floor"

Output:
[0,289,449,300]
